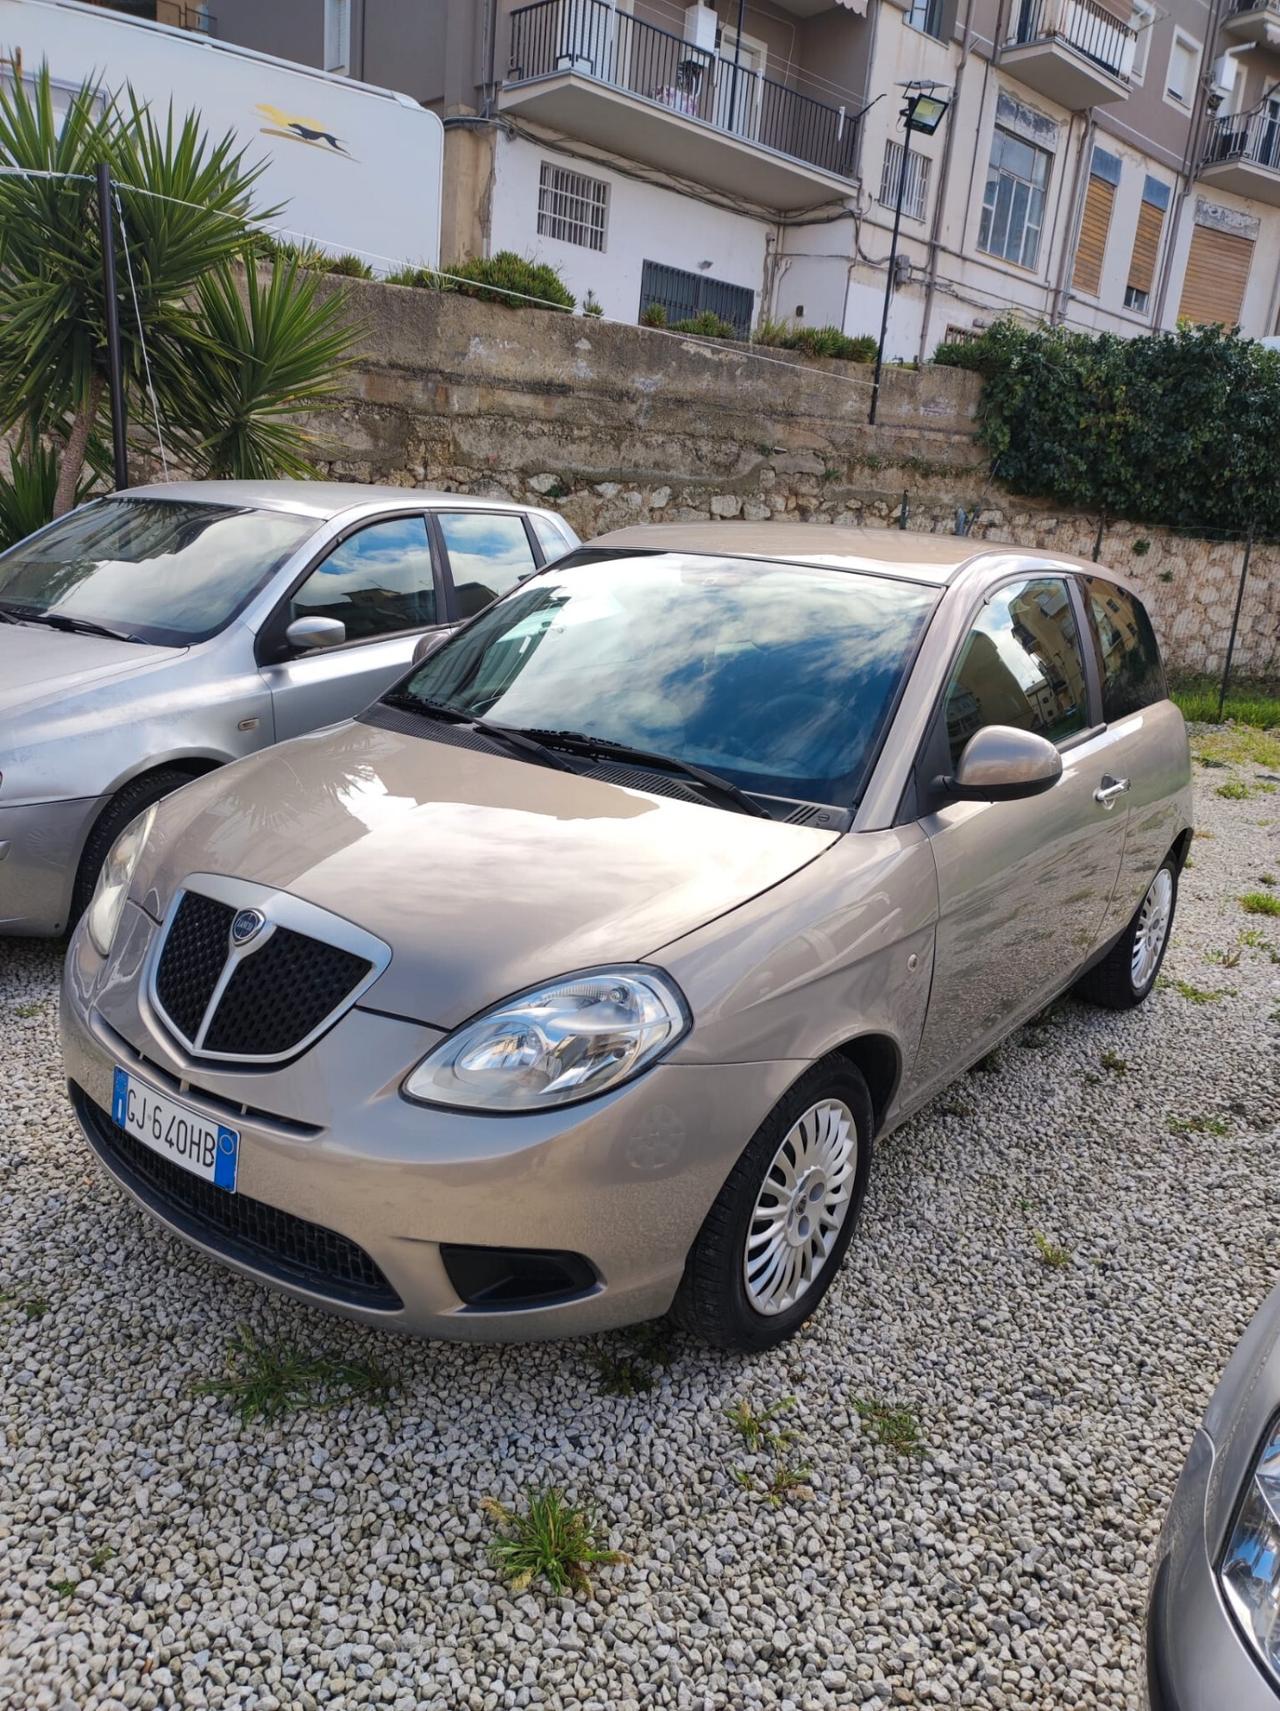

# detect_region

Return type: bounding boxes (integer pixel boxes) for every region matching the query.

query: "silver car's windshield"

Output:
[0,496,313,646]
[396,550,937,807]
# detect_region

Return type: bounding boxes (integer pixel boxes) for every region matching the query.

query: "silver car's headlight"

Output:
[1220,1412,1280,1684]
[85,805,157,958]
[403,965,690,1111]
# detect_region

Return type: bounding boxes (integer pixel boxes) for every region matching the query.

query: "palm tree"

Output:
[0,66,358,519]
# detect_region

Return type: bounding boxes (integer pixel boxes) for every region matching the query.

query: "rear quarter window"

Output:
[1084,576,1167,720]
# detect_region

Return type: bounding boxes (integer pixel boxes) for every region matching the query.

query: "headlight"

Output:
[85,805,157,958]
[403,965,690,1112]
[1220,1412,1280,1684]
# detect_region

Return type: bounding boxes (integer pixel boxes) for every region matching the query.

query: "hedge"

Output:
[934,319,1280,536]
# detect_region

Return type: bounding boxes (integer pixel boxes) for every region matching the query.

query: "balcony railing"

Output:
[1006,0,1136,78]
[1204,106,1280,172]
[507,0,857,179]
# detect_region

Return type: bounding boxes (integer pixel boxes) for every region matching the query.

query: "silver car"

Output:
[60,525,1192,1349]
[1148,1280,1280,1709]
[0,480,578,934]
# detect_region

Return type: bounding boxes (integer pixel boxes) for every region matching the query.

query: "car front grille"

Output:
[72,1084,402,1311]
[152,890,372,1062]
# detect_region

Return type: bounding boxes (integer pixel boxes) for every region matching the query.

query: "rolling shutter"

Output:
[1178,223,1253,326]
[1127,194,1166,298]
[1072,147,1121,297]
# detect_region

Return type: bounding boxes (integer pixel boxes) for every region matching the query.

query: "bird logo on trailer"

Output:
[256,104,356,159]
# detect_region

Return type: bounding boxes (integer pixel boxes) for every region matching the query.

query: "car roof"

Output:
[117,480,547,522]
[589,523,1109,590]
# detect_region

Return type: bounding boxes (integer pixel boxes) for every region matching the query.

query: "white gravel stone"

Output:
[0,743,1277,1710]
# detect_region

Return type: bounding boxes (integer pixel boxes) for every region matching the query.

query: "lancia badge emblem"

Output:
[231,908,266,948]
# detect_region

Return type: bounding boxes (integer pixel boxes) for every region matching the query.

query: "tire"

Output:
[672,1058,874,1352]
[1074,858,1179,1011]
[69,768,195,928]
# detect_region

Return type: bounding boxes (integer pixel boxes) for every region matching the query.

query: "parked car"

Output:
[60,524,1192,1349]
[0,480,578,934]
[1148,1280,1280,1709]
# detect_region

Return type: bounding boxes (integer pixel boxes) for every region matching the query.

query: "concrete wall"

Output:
[294,277,1278,677]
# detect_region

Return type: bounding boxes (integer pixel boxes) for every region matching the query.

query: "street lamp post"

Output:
[868,87,950,426]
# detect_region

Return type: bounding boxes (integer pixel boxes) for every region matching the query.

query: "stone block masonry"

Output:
[298,278,1277,680]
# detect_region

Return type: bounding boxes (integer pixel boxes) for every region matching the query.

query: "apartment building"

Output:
[167,0,1280,350]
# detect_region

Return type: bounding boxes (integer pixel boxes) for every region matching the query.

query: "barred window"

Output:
[878,140,930,222]
[537,163,609,251]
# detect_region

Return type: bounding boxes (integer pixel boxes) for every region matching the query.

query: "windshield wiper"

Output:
[518,729,771,819]
[10,610,144,644]
[382,693,576,774]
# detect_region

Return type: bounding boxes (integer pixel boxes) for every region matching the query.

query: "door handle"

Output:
[1093,775,1130,808]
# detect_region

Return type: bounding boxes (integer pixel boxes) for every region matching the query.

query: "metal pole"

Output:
[1218,525,1253,722]
[869,120,911,426]
[96,162,129,492]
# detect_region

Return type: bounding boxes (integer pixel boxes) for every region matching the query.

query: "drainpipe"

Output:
[916,0,978,363]
[1152,0,1228,325]
[1051,110,1094,325]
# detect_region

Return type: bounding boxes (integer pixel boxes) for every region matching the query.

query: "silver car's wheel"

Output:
[743,1098,857,1316]
[1131,867,1174,990]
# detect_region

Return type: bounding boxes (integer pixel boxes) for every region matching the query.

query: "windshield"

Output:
[0,497,314,645]
[394,551,936,807]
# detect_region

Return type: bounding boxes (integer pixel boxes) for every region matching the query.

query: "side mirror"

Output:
[937,725,1063,803]
[285,614,346,652]
[412,629,450,666]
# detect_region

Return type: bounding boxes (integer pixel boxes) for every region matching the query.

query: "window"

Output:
[1072,147,1121,297]
[943,578,1089,767]
[437,512,538,619]
[1178,215,1254,327]
[324,0,351,74]
[879,139,931,222]
[1124,175,1171,314]
[906,0,948,39]
[291,516,437,642]
[979,128,1052,269]
[638,259,754,337]
[1130,0,1155,81]
[1167,33,1199,105]
[1084,578,1166,719]
[537,162,609,251]
[530,512,572,562]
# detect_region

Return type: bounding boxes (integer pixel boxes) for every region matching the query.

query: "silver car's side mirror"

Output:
[285,615,346,652]
[940,725,1063,803]
[412,629,450,666]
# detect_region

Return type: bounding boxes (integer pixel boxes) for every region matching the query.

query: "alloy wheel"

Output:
[743,1098,857,1316]
[1131,866,1174,990]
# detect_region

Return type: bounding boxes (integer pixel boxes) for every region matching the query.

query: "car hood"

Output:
[137,718,838,1027]
[0,624,176,716]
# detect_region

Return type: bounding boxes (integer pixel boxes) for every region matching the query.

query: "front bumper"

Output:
[0,795,103,935]
[1146,1427,1277,1710]
[61,904,800,1341]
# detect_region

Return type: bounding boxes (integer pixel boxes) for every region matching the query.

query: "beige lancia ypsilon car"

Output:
[61,526,1192,1350]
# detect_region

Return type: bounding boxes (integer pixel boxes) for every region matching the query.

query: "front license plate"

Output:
[111,1067,239,1192]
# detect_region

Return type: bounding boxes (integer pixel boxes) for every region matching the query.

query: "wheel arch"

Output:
[828,1032,902,1137]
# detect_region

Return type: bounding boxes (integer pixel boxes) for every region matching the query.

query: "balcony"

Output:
[501,0,859,212]
[1200,107,1280,206]
[1222,0,1280,48]
[999,0,1135,108]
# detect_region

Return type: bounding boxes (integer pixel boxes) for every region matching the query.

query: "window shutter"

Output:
[1072,174,1116,296]
[1127,198,1165,296]
[1178,223,1253,326]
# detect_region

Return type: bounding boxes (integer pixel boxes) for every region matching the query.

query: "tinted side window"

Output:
[291,516,436,642]
[1084,576,1167,719]
[944,578,1089,767]
[438,512,537,619]
[531,512,571,562]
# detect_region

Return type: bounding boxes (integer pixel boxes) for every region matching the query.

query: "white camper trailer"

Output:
[0,0,443,269]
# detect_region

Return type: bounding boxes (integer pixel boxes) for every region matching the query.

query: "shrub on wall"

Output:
[933,319,1280,535]
[447,252,575,312]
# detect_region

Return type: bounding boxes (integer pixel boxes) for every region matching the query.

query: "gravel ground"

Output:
[1,736,1278,1711]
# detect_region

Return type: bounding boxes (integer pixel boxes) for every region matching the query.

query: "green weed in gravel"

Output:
[88,1545,115,1573]
[48,1578,77,1599]
[1168,1114,1229,1136]
[1242,892,1280,917]
[733,1459,815,1506]
[855,1398,922,1456]
[1163,978,1231,1003]
[483,1488,625,1596]
[193,1326,395,1423]
[725,1395,797,1452]
[0,1288,48,1320]
[12,1002,42,1018]
[1033,1233,1072,1269]
[1100,1049,1129,1075]
[1217,780,1252,800]
[1205,945,1242,967]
